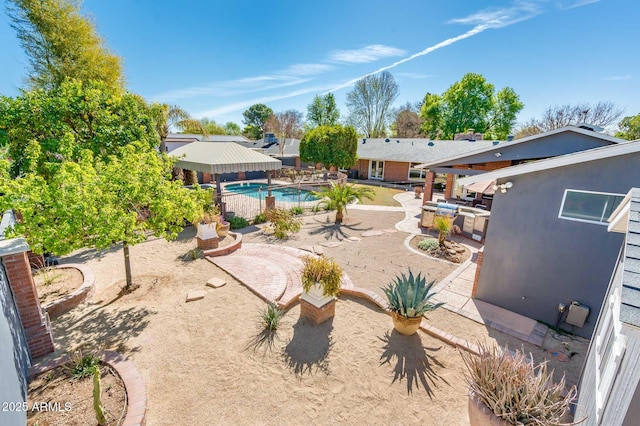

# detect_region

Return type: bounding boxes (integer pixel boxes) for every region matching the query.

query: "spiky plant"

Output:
[301,256,343,297]
[461,343,577,425]
[309,182,375,224]
[260,303,283,331]
[382,270,443,318]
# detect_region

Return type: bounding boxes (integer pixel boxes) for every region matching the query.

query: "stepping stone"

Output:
[299,245,315,253]
[382,229,397,233]
[346,236,361,242]
[361,230,385,237]
[186,290,206,302]
[313,245,325,255]
[319,241,342,248]
[206,277,226,288]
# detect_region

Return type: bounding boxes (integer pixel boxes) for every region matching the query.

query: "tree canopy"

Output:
[346,71,399,137]
[242,103,273,140]
[299,125,358,169]
[419,73,523,140]
[224,122,242,135]
[7,0,124,91]
[307,93,340,128]
[264,110,305,156]
[616,113,640,140]
[180,117,225,135]
[391,103,423,137]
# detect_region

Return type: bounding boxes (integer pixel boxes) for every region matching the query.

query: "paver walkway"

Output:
[208,190,548,347]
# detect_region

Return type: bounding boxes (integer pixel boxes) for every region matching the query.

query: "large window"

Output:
[409,163,426,181]
[559,189,625,225]
[369,160,384,180]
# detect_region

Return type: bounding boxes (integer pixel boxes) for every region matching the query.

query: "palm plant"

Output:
[434,215,453,247]
[310,182,375,224]
[153,104,206,152]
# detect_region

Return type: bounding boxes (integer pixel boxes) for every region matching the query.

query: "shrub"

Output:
[253,212,267,224]
[266,208,302,239]
[289,206,304,215]
[301,256,342,297]
[461,343,577,425]
[66,351,100,380]
[382,270,443,318]
[260,303,283,331]
[228,216,249,230]
[417,238,439,251]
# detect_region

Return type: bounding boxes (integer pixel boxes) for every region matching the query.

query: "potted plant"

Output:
[195,210,220,249]
[299,256,343,324]
[382,270,443,335]
[461,344,578,425]
[215,215,230,238]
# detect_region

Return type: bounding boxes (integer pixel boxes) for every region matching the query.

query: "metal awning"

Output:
[170,142,282,174]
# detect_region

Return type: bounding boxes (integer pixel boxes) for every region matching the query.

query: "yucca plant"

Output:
[309,182,375,224]
[260,303,283,331]
[382,270,443,318]
[461,343,578,425]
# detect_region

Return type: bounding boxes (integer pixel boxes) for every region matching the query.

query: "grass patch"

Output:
[352,184,403,207]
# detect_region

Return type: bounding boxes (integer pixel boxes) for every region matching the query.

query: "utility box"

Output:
[566,303,590,328]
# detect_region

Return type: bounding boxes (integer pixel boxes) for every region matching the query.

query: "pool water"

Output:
[225,183,319,202]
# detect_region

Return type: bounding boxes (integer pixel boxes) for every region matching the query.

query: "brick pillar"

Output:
[444,174,455,200]
[265,196,276,211]
[471,251,483,299]
[237,171,246,180]
[2,251,55,359]
[294,157,301,170]
[423,171,435,205]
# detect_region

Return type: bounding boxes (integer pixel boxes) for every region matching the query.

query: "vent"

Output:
[428,142,434,147]
[385,138,390,142]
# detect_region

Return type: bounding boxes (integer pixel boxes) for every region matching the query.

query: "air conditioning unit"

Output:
[566,302,590,328]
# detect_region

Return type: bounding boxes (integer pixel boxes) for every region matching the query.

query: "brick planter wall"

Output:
[197,237,219,250]
[43,264,96,319]
[2,251,54,359]
[203,232,242,257]
[300,298,336,325]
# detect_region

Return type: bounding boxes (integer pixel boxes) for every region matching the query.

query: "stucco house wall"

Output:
[476,153,640,338]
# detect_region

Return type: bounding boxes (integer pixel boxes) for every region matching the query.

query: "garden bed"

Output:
[409,236,471,264]
[36,264,96,319]
[27,360,126,425]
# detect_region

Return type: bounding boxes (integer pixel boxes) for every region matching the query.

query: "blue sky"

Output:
[1,0,638,130]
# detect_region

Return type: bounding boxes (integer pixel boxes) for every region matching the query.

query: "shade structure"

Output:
[464,179,496,195]
[170,142,282,174]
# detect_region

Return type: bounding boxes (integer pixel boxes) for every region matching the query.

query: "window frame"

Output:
[558,189,625,226]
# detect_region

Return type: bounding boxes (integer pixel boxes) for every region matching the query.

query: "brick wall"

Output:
[300,298,335,325]
[2,252,54,359]
[382,161,409,182]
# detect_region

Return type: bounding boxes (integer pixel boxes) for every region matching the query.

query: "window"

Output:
[409,163,426,181]
[369,160,384,180]
[595,286,626,422]
[559,189,625,225]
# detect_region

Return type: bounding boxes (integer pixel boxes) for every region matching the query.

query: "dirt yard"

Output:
[37,208,587,425]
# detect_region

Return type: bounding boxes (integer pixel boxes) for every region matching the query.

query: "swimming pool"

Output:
[224,183,319,202]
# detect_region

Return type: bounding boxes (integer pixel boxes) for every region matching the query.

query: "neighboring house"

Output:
[458,140,640,338]
[351,135,506,182]
[164,133,256,153]
[417,125,625,204]
[575,188,640,426]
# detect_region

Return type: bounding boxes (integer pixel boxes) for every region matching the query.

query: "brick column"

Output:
[471,251,483,299]
[294,157,301,170]
[237,171,246,180]
[423,171,435,205]
[265,196,276,211]
[2,251,55,359]
[444,174,455,200]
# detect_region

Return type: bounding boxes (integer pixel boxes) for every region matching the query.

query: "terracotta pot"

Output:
[468,390,508,425]
[391,311,423,335]
[216,222,230,238]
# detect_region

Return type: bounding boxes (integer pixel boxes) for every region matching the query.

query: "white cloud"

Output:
[603,75,632,81]
[448,1,544,28]
[561,0,601,10]
[328,44,406,64]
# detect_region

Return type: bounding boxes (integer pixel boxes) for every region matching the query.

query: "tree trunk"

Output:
[335,209,343,224]
[123,242,133,290]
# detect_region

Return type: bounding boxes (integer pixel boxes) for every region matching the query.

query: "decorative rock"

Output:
[186,290,206,302]
[455,247,465,253]
[206,277,226,288]
[299,246,315,253]
[346,236,361,242]
[361,230,385,237]
[453,225,462,235]
[312,246,324,255]
[382,228,397,233]
[447,249,457,256]
[319,241,342,248]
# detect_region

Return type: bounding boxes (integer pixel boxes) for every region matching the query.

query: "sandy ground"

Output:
[40,208,587,425]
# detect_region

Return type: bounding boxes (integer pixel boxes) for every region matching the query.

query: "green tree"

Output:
[419,73,523,139]
[242,103,273,140]
[616,114,640,140]
[346,71,399,137]
[310,182,375,224]
[224,122,242,135]
[0,143,209,290]
[181,118,226,135]
[306,93,340,128]
[0,79,158,178]
[152,104,205,152]
[7,0,124,91]
[299,125,358,169]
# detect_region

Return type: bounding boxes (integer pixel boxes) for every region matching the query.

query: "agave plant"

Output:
[382,270,443,318]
